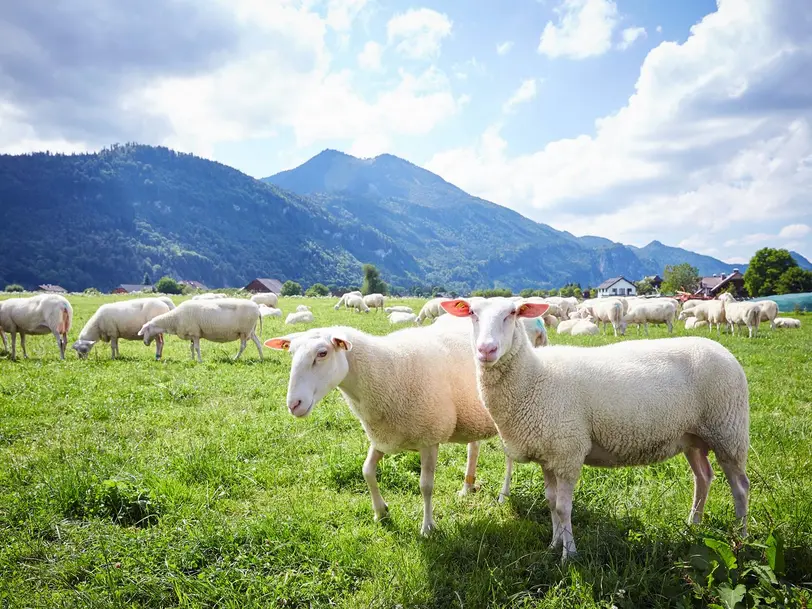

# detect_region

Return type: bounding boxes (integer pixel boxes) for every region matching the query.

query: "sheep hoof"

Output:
[497,492,509,504]
[373,504,389,522]
[420,521,436,536]
[458,483,481,497]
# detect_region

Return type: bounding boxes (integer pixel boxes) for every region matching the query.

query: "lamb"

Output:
[685,317,709,330]
[0,294,73,360]
[441,297,750,561]
[137,298,263,362]
[774,317,801,328]
[385,306,414,314]
[296,304,311,313]
[363,293,386,313]
[590,299,626,337]
[72,297,171,360]
[723,301,761,338]
[192,293,227,300]
[345,295,370,313]
[622,301,676,336]
[333,291,362,310]
[285,311,315,324]
[264,320,515,535]
[388,311,418,324]
[251,293,279,308]
[415,297,451,324]
[570,319,599,336]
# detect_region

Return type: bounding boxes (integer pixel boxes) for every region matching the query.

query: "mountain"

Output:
[264,150,741,289]
[790,251,812,270]
[0,145,421,291]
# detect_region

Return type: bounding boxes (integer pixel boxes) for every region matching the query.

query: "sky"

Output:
[1,0,811,264]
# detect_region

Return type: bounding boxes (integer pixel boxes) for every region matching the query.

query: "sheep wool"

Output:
[73,297,170,359]
[0,294,73,360]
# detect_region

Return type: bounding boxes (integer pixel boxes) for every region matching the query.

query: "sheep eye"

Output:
[316,350,328,358]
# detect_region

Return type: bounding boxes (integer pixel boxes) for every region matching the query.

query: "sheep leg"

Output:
[194,338,203,362]
[111,337,118,359]
[155,334,164,360]
[234,337,247,360]
[0,329,6,351]
[644,323,649,337]
[684,447,714,524]
[189,340,196,360]
[716,456,750,537]
[418,444,439,536]
[553,475,578,561]
[250,331,264,361]
[362,445,388,522]
[20,333,28,359]
[10,331,17,361]
[52,329,65,360]
[542,467,561,548]
[498,454,514,504]
[458,441,481,496]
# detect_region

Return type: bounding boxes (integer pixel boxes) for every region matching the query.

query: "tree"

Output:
[5,283,24,292]
[661,263,700,294]
[142,272,152,285]
[744,248,799,296]
[635,278,655,296]
[775,266,812,295]
[305,282,329,297]
[361,264,388,295]
[153,276,182,294]
[281,280,302,296]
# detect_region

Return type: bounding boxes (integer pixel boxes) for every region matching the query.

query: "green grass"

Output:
[1,294,810,608]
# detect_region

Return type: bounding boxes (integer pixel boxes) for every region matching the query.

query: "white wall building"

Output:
[596,276,637,298]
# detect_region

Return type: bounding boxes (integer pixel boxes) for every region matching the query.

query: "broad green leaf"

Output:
[718,583,747,609]
[765,533,785,575]
[705,538,738,571]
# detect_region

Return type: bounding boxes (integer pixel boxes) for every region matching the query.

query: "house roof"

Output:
[117,284,152,293]
[596,276,634,290]
[247,277,283,293]
[179,280,207,289]
[695,270,743,295]
[38,284,67,293]
[644,275,663,283]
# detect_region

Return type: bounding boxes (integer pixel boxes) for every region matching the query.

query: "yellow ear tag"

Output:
[455,301,467,309]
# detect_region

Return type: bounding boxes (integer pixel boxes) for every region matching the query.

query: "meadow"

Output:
[0,294,810,608]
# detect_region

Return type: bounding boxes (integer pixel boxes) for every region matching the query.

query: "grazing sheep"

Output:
[192,293,227,300]
[388,311,418,324]
[72,298,170,360]
[442,297,750,561]
[723,301,761,338]
[137,298,263,362]
[363,293,386,313]
[285,311,315,325]
[622,301,676,336]
[334,291,362,310]
[685,317,709,330]
[296,304,311,313]
[346,295,370,314]
[755,300,778,329]
[0,294,73,360]
[385,306,414,314]
[251,293,279,308]
[264,320,515,535]
[774,317,801,328]
[679,301,726,334]
[415,298,451,324]
[590,299,626,337]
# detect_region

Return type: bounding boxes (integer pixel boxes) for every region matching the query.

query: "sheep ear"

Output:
[517,302,549,318]
[137,324,147,336]
[331,334,352,351]
[264,337,291,350]
[441,299,471,317]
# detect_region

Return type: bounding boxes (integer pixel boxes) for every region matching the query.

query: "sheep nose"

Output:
[477,342,498,360]
[288,399,302,413]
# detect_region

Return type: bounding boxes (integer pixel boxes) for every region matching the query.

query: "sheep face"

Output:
[265,331,352,418]
[137,321,163,345]
[72,339,96,359]
[441,298,549,365]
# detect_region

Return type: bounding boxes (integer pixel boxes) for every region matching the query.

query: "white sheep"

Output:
[622,301,676,336]
[679,301,726,334]
[192,293,227,300]
[441,297,750,561]
[570,319,599,336]
[519,316,549,347]
[157,296,176,310]
[556,319,581,335]
[258,305,282,318]
[755,300,778,329]
[72,297,170,359]
[251,293,279,308]
[363,293,386,313]
[385,306,414,314]
[285,311,315,325]
[137,298,263,362]
[773,317,800,328]
[345,295,370,314]
[723,301,761,338]
[685,317,709,330]
[0,294,73,360]
[415,297,451,324]
[590,299,626,336]
[388,311,418,324]
[296,304,311,313]
[264,320,515,535]
[333,291,362,310]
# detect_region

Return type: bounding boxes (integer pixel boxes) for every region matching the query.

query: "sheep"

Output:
[774,317,801,328]
[545,297,576,318]
[345,295,370,314]
[137,298,263,362]
[258,305,282,318]
[415,298,451,324]
[285,311,314,324]
[363,293,386,313]
[723,301,761,338]
[264,320,515,536]
[72,298,170,360]
[251,293,279,308]
[296,304,311,313]
[192,293,227,300]
[570,319,599,336]
[388,311,418,324]
[333,291,362,310]
[679,301,726,334]
[0,294,73,360]
[685,317,709,330]
[755,300,778,329]
[590,299,626,337]
[157,296,176,310]
[622,301,676,336]
[519,316,549,347]
[556,319,581,335]
[441,297,750,561]
[544,314,559,329]
[385,306,414,314]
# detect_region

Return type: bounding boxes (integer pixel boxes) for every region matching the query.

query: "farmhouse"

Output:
[179,280,207,291]
[112,284,153,294]
[596,276,637,298]
[695,269,745,298]
[38,284,67,293]
[244,277,283,294]
[643,275,663,290]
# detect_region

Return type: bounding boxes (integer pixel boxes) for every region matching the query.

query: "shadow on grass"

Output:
[419,490,692,609]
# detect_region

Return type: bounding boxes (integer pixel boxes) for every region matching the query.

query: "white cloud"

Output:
[325,0,369,32]
[778,223,811,240]
[386,8,452,60]
[656,25,663,34]
[427,0,812,262]
[496,41,514,56]
[538,0,618,59]
[357,41,383,70]
[503,79,538,113]
[618,26,646,50]
[452,57,485,80]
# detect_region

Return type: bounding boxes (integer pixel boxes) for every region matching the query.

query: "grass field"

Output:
[1,294,810,608]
